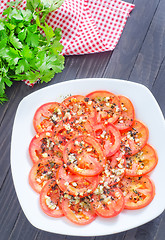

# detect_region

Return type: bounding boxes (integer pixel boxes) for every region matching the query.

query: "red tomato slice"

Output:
[114,95,135,131]
[62,95,96,122]
[100,151,126,186]
[56,166,99,197]
[120,120,149,156]
[40,179,64,217]
[61,195,96,225]
[125,144,158,176]
[91,186,124,218]
[63,135,106,176]
[33,102,65,133]
[94,123,121,157]
[86,90,121,124]
[29,158,63,193]
[53,118,94,151]
[29,131,63,163]
[118,175,155,209]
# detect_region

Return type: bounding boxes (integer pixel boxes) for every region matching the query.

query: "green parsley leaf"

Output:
[9,33,23,49]
[0,0,65,104]
[0,22,5,31]
[18,29,27,42]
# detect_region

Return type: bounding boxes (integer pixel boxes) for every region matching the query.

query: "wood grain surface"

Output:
[0,0,165,239]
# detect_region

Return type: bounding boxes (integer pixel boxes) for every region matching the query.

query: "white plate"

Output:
[11,78,165,236]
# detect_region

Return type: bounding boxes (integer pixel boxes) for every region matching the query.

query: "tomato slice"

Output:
[63,135,106,176]
[53,118,94,151]
[86,90,121,124]
[29,158,63,193]
[118,175,155,209]
[33,102,65,133]
[40,179,64,217]
[114,95,135,131]
[91,186,124,218]
[56,166,99,197]
[29,131,63,163]
[100,151,126,186]
[120,120,149,156]
[61,195,96,225]
[93,123,121,157]
[125,144,158,176]
[62,95,96,122]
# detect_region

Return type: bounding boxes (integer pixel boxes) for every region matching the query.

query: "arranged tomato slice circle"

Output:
[53,118,94,151]
[56,166,99,197]
[125,144,158,176]
[62,95,96,122]
[114,95,135,131]
[118,175,155,209]
[86,90,121,124]
[100,151,126,186]
[40,179,64,217]
[120,120,149,156]
[28,90,158,225]
[61,195,96,225]
[91,186,124,218]
[94,123,121,157]
[29,158,63,193]
[33,102,65,133]
[29,131,63,163]
[63,135,106,176]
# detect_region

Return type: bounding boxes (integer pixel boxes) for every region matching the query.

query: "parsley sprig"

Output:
[0,0,65,104]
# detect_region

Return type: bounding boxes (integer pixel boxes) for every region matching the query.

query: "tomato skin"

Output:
[91,187,124,218]
[100,151,126,186]
[118,175,155,210]
[29,131,63,164]
[56,166,99,197]
[53,118,94,151]
[86,90,121,124]
[94,123,121,157]
[33,102,64,133]
[125,144,158,177]
[63,135,106,176]
[114,95,135,131]
[40,179,64,217]
[62,95,96,122]
[61,196,97,225]
[121,120,149,156]
[29,158,63,193]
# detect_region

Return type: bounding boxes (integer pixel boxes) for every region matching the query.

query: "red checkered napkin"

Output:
[46,0,135,55]
[0,0,134,55]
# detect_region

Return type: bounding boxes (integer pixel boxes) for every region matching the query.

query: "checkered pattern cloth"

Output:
[0,0,135,55]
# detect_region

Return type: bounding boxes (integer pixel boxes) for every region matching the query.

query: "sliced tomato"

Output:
[100,151,126,186]
[61,195,96,225]
[29,131,63,163]
[56,166,99,197]
[53,118,94,151]
[93,123,121,157]
[91,186,124,218]
[86,90,121,124]
[120,120,149,156]
[29,158,63,193]
[40,179,64,217]
[63,135,106,176]
[118,175,155,209]
[125,144,158,176]
[33,102,65,133]
[114,95,135,131]
[62,95,96,123]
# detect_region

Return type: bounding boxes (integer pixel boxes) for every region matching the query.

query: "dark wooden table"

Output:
[1,0,165,239]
